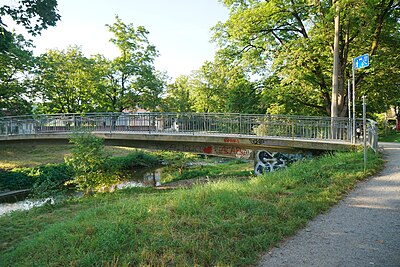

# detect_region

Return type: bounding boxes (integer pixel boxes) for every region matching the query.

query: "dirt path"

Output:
[258,142,400,267]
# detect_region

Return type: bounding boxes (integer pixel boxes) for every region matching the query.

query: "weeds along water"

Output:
[0,150,383,266]
[0,148,253,215]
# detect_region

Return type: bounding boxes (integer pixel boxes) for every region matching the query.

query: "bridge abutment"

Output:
[253,150,313,175]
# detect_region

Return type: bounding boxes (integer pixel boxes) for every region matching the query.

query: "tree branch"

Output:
[370,0,395,56]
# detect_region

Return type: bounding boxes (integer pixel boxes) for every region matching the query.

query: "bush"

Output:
[0,170,32,191]
[65,132,119,194]
[0,164,74,197]
[29,164,74,198]
[107,150,160,171]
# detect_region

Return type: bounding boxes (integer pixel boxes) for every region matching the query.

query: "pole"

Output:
[348,79,351,140]
[352,62,356,144]
[362,95,367,172]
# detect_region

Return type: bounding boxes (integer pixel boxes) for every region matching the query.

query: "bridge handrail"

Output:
[0,112,378,147]
[365,119,378,152]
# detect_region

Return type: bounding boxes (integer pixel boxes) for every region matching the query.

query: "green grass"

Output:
[379,130,400,142]
[0,143,146,169]
[0,150,383,266]
[161,159,253,184]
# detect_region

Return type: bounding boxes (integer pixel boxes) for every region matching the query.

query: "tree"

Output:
[0,33,34,115]
[65,132,117,195]
[161,75,194,113]
[190,59,262,114]
[190,61,225,113]
[358,23,400,117]
[34,46,104,114]
[0,0,60,52]
[213,0,400,116]
[103,16,165,112]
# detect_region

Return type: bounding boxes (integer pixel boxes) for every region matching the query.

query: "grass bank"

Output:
[160,159,253,184]
[0,143,140,169]
[0,150,382,266]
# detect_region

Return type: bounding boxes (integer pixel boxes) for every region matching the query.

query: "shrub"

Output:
[0,164,74,196]
[0,170,32,191]
[107,150,160,171]
[65,132,119,195]
[29,164,74,198]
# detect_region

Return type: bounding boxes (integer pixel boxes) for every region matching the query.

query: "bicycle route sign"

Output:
[354,54,369,69]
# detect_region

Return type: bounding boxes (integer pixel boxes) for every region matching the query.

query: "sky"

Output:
[2,0,229,80]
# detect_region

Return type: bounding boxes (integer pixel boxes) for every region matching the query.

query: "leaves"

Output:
[103,16,166,112]
[0,0,61,53]
[34,46,104,114]
[0,33,34,115]
[213,0,400,116]
[65,132,118,194]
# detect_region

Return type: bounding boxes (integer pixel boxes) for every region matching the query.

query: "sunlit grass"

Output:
[0,143,144,169]
[161,159,254,184]
[0,150,383,266]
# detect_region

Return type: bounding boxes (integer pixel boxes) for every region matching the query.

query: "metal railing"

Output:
[365,119,378,152]
[0,112,378,149]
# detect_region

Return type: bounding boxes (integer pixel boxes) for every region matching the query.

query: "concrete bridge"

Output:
[0,112,378,174]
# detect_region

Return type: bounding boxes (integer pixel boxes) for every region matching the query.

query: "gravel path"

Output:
[258,142,400,267]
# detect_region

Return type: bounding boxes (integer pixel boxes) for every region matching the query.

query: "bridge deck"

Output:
[0,112,377,156]
[0,130,357,159]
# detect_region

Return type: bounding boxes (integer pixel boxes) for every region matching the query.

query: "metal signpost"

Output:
[352,53,369,171]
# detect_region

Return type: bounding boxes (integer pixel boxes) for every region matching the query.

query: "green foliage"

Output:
[0,164,73,197]
[103,16,166,112]
[34,46,104,114]
[161,160,253,184]
[30,16,167,114]
[378,130,400,143]
[161,75,194,112]
[161,59,262,114]
[190,60,262,114]
[0,33,34,116]
[29,164,74,198]
[65,133,118,194]
[0,0,60,52]
[0,169,32,191]
[107,150,160,170]
[0,148,163,195]
[213,0,400,116]
[0,150,383,266]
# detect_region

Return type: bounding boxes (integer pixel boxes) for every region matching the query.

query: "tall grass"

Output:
[0,150,382,266]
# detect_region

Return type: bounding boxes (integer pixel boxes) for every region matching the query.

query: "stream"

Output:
[0,167,165,216]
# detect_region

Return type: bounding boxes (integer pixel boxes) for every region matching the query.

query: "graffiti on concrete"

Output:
[224,138,240,143]
[250,139,265,145]
[203,145,252,158]
[151,143,252,159]
[214,145,252,158]
[254,150,311,175]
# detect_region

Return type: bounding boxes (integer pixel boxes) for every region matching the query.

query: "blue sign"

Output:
[354,54,369,69]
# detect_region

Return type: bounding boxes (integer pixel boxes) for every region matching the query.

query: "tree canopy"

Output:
[0,0,60,52]
[102,16,166,112]
[1,1,399,119]
[34,46,104,113]
[213,0,400,117]
[0,33,34,115]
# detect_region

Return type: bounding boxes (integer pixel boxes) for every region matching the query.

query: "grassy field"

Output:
[0,143,140,169]
[0,150,383,266]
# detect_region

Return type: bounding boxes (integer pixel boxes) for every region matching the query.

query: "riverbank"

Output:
[0,150,382,266]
